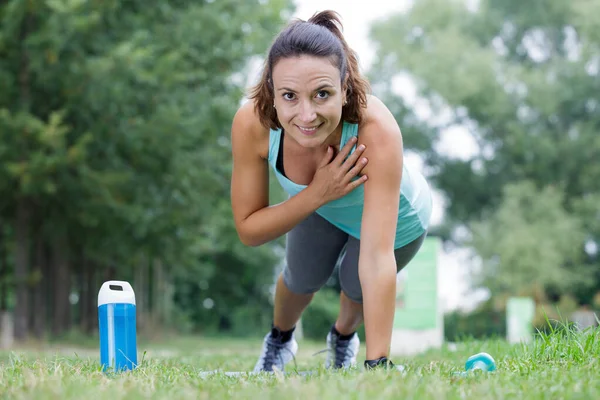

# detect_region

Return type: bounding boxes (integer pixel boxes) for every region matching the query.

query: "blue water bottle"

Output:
[98,280,138,372]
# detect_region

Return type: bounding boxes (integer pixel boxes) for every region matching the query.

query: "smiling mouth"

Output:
[296,123,323,134]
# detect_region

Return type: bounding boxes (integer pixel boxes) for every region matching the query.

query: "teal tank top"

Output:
[268,121,433,249]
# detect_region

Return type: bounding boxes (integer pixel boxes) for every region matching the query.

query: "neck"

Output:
[323,121,344,149]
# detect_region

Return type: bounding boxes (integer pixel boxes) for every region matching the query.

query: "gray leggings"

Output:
[282,212,426,304]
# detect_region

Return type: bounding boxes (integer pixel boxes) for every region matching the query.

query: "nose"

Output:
[298,100,317,123]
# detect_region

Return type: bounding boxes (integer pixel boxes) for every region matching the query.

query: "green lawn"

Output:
[1,325,598,399]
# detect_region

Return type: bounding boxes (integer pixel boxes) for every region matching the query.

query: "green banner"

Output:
[393,237,439,330]
[506,297,535,343]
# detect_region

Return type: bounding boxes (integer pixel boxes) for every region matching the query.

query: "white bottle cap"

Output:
[98,280,136,307]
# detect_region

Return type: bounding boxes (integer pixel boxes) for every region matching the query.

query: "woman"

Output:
[230,10,432,371]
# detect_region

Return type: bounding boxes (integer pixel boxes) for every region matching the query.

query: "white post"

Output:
[0,311,14,349]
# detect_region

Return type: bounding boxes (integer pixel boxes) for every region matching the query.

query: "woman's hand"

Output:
[308,137,368,207]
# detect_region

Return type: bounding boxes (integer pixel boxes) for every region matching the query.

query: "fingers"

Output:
[334,136,360,165]
[344,156,368,182]
[346,174,368,193]
[341,144,366,172]
[335,137,367,172]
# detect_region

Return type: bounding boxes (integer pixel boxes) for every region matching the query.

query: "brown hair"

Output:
[248,10,371,130]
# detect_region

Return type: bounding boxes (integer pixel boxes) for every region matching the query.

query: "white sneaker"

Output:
[325,329,360,369]
[253,328,298,373]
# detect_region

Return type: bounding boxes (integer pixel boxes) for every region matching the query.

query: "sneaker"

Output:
[364,356,395,370]
[364,357,407,373]
[253,326,298,373]
[325,326,360,369]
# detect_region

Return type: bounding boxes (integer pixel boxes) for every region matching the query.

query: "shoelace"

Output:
[312,334,355,368]
[262,338,297,372]
[332,335,354,367]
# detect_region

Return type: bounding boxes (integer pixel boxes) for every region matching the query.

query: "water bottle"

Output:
[465,352,496,372]
[98,280,138,372]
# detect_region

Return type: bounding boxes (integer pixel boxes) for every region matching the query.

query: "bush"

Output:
[228,305,273,337]
[444,300,506,341]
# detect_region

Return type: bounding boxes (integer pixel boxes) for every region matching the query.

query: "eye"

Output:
[282,92,296,101]
[315,90,330,99]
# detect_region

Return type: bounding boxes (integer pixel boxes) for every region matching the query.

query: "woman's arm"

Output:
[230,102,319,246]
[230,102,368,247]
[357,96,404,361]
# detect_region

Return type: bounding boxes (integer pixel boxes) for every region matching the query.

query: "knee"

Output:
[282,268,329,295]
[339,281,363,304]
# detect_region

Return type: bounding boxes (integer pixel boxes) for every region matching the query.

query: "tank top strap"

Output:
[340,121,358,154]
[268,127,282,167]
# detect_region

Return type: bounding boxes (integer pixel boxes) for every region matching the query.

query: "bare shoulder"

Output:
[357,97,403,185]
[358,95,402,148]
[231,99,270,160]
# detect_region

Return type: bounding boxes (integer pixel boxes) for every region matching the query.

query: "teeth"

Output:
[299,125,318,132]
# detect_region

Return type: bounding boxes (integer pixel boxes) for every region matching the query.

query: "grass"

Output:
[0,323,599,399]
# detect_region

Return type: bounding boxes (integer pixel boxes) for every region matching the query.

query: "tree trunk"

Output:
[104,264,117,282]
[0,223,6,312]
[153,258,163,325]
[31,237,48,339]
[79,254,97,334]
[14,0,34,343]
[0,223,13,348]
[153,259,173,326]
[89,260,99,333]
[14,200,31,341]
[134,257,148,331]
[51,232,70,337]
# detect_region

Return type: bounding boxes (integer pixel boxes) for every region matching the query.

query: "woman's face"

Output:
[271,55,345,149]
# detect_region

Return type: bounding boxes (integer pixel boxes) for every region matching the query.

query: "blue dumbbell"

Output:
[453,352,496,377]
[465,352,496,372]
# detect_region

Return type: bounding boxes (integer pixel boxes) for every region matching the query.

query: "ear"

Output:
[342,72,350,90]
[342,72,351,103]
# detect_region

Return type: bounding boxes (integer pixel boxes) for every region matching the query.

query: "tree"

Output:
[368,0,600,303]
[469,181,590,299]
[0,0,294,340]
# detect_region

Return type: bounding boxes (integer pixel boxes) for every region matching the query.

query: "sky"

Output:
[292,0,412,69]
[290,1,489,312]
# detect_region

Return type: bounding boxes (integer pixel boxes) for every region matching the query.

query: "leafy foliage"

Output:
[369,0,600,304]
[0,0,294,338]
[469,181,589,297]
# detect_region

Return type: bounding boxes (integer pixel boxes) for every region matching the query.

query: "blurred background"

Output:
[0,0,598,350]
